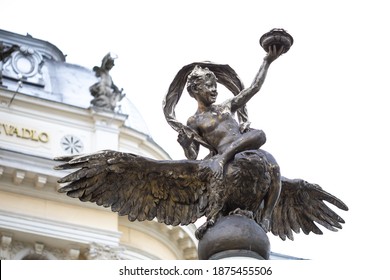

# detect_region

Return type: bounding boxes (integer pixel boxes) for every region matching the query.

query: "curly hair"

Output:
[186,65,217,97]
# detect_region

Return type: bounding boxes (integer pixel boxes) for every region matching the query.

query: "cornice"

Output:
[0,29,65,62]
[0,210,121,247]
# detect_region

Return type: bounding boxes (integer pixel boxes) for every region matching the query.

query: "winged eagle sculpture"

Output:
[54,29,348,241]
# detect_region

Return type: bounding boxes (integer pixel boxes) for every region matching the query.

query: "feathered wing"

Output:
[269,177,348,241]
[54,150,210,226]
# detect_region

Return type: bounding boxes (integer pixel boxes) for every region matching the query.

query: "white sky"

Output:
[2,0,389,272]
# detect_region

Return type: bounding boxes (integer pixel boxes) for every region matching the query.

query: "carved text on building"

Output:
[0,122,49,143]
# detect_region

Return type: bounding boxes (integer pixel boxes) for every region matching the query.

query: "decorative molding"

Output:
[0,152,114,212]
[0,210,121,247]
[1,234,12,249]
[0,29,65,62]
[34,242,44,254]
[3,45,45,87]
[0,234,12,260]
[68,248,80,259]
[60,134,84,154]
[9,240,64,260]
[83,242,125,260]
[34,175,47,189]
[13,170,25,184]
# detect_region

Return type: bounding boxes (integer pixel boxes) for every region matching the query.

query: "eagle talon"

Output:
[229,208,254,219]
[195,219,216,240]
[260,218,271,232]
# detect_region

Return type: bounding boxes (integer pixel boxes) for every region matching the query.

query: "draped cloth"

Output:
[162,62,248,151]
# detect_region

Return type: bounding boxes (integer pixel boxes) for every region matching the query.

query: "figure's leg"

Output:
[210,129,266,178]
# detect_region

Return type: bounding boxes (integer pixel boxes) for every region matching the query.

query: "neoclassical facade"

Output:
[0,29,198,260]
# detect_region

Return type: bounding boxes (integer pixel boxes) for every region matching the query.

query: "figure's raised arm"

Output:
[229,45,284,113]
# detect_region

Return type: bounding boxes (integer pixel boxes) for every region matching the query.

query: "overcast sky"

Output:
[2,0,389,272]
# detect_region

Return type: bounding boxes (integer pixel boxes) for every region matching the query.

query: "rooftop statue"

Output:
[55,29,348,242]
[89,52,125,111]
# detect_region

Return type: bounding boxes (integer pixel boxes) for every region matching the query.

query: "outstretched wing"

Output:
[54,150,209,226]
[270,177,348,241]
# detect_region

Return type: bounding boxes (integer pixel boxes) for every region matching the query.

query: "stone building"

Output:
[0,29,198,260]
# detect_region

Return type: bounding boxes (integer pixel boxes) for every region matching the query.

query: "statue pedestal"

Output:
[198,215,270,260]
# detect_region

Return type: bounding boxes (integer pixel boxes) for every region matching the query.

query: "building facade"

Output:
[0,29,198,260]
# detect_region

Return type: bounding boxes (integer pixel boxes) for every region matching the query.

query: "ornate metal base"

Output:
[198,214,270,260]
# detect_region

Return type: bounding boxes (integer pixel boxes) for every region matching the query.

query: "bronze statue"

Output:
[0,41,19,86]
[55,29,348,242]
[90,52,125,110]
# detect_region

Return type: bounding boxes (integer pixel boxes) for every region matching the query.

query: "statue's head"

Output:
[186,65,217,97]
[101,52,117,70]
